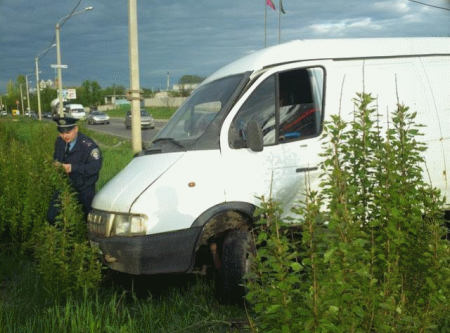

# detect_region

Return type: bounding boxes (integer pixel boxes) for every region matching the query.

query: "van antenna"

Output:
[338,75,346,118]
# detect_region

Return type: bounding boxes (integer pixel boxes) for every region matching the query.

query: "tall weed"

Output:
[247,93,450,332]
[34,168,103,297]
[0,120,104,296]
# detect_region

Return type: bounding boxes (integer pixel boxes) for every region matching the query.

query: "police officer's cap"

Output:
[53,117,78,133]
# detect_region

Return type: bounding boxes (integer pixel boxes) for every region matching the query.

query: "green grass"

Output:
[106,106,177,120]
[0,249,248,333]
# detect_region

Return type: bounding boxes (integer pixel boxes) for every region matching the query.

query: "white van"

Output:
[87,37,450,298]
[64,103,86,120]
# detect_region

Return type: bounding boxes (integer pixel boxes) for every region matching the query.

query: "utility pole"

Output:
[128,0,142,153]
[55,21,64,117]
[35,57,42,120]
[166,72,170,91]
[26,78,30,114]
[55,7,93,117]
[19,85,24,115]
[25,73,34,115]
[36,44,55,121]
[113,83,116,106]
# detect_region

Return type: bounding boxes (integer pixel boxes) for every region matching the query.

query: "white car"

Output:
[0,111,7,116]
[64,104,86,120]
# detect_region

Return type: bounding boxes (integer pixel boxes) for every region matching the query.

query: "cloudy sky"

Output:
[0,0,449,94]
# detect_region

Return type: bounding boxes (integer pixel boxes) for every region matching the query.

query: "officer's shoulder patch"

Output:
[91,148,100,160]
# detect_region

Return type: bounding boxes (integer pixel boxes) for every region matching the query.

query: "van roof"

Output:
[203,37,450,85]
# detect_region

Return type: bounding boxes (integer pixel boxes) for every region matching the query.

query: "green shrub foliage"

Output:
[0,120,103,296]
[34,168,103,296]
[246,93,450,332]
[0,120,55,248]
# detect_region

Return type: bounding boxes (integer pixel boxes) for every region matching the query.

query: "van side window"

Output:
[229,76,276,148]
[229,67,324,149]
[278,68,323,143]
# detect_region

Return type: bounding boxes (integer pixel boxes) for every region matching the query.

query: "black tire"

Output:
[219,229,255,304]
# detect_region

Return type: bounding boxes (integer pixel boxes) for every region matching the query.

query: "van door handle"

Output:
[296,167,319,173]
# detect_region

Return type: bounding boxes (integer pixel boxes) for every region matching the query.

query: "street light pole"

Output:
[35,57,41,119]
[25,73,35,115]
[19,85,24,115]
[36,44,55,120]
[128,0,142,153]
[25,76,30,114]
[55,21,63,117]
[55,6,93,117]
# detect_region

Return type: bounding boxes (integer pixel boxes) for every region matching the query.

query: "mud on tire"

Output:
[218,229,255,304]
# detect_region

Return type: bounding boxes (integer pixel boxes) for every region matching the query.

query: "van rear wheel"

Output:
[218,229,255,304]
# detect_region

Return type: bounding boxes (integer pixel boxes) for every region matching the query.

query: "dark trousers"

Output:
[46,187,95,225]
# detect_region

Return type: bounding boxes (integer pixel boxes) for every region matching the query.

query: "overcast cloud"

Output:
[0,0,449,94]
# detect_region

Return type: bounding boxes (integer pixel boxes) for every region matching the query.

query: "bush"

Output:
[0,121,55,249]
[247,93,450,332]
[34,168,103,297]
[0,120,127,297]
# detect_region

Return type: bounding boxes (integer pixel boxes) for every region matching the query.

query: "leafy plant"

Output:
[246,197,304,333]
[34,167,103,297]
[0,120,116,296]
[246,92,450,332]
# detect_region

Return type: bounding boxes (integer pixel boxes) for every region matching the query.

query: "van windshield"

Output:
[149,73,246,152]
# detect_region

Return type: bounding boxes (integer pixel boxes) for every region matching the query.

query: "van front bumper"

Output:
[88,227,202,275]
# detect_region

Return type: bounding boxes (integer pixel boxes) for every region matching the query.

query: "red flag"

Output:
[266,0,276,10]
[280,0,286,14]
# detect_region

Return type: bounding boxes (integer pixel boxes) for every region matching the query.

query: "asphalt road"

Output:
[85,117,166,144]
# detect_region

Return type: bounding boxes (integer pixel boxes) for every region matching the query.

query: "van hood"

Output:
[92,152,185,212]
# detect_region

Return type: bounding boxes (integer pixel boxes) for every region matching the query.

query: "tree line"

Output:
[1,75,204,113]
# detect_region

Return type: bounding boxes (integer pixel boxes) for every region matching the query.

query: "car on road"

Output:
[0,111,7,116]
[64,104,86,120]
[43,112,52,119]
[125,109,155,129]
[87,111,110,125]
[25,111,37,119]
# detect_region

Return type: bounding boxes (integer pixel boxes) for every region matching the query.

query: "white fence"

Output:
[98,97,187,112]
[144,97,186,108]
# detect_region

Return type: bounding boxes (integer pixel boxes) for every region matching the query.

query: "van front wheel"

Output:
[219,229,254,304]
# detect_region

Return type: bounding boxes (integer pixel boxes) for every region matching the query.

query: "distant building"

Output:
[172,83,199,92]
[39,79,54,89]
[154,91,169,99]
[28,79,54,93]
[104,95,130,106]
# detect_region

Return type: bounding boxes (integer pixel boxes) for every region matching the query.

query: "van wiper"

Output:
[151,137,185,148]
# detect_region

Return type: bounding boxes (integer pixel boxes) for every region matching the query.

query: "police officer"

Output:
[47,117,102,224]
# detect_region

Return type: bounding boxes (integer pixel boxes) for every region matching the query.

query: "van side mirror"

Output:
[246,121,263,152]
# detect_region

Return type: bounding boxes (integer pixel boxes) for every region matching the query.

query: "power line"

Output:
[39,37,56,60]
[59,0,83,27]
[408,0,450,11]
[39,1,83,60]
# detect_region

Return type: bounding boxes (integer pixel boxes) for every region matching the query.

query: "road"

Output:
[85,117,166,144]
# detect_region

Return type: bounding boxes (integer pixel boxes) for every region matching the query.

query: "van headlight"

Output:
[110,213,147,236]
